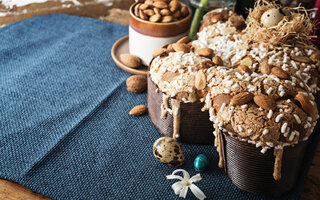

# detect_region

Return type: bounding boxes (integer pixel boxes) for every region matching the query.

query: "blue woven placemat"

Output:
[0,14,319,200]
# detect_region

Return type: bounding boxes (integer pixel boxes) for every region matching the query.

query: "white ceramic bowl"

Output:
[129,3,192,65]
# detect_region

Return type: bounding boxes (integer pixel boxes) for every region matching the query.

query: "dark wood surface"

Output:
[0,1,319,200]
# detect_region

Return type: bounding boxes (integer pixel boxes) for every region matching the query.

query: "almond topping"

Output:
[238,65,252,74]
[213,94,232,112]
[260,62,272,74]
[240,56,253,67]
[211,13,223,23]
[200,60,214,69]
[231,92,254,106]
[195,48,213,58]
[195,70,206,90]
[253,94,276,110]
[152,48,167,58]
[212,56,223,66]
[290,55,312,63]
[271,67,290,79]
[172,43,190,53]
[176,36,189,44]
[294,93,313,115]
[161,71,179,82]
[166,44,175,53]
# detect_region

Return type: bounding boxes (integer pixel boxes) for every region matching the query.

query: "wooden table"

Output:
[0,1,319,199]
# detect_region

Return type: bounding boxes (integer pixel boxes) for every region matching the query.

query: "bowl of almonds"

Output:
[129,0,192,65]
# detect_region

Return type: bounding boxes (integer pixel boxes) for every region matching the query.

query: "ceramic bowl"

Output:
[129,2,192,65]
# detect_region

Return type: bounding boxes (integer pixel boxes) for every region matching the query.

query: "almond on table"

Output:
[126,75,147,93]
[129,105,147,116]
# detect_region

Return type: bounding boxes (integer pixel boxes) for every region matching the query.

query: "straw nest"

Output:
[245,0,315,46]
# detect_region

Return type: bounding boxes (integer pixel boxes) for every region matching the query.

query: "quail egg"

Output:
[153,137,184,167]
[261,8,284,28]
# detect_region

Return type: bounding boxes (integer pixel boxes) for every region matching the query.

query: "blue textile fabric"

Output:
[0,14,319,200]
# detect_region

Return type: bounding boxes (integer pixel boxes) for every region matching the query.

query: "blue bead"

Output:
[194,154,209,172]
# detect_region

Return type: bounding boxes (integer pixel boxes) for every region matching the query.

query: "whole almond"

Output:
[129,105,147,116]
[271,67,290,79]
[172,43,190,53]
[240,56,253,67]
[144,0,154,6]
[290,55,312,63]
[232,19,246,29]
[200,60,214,69]
[149,14,161,22]
[195,70,206,90]
[211,13,223,23]
[213,94,232,112]
[212,56,223,66]
[154,1,168,9]
[253,94,276,110]
[195,48,213,58]
[126,75,147,93]
[161,44,168,48]
[166,44,175,53]
[160,9,171,16]
[162,15,173,22]
[220,10,230,20]
[177,36,189,44]
[153,7,160,15]
[310,51,320,62]
[172,10,181,19]
[144,9,155,16]
[260,62,272,74]
[231,92,254,106]
[139,9,148,20]
[152,48,167,58]
[180,6,189,17]
[294,93,313,115]
[120,54,141,68]
[169,0,180,12]
[134,3,142,17]
[238,65,252,74]
[139,3,149,10]
[229,15,245,29]
[161,71,178,82]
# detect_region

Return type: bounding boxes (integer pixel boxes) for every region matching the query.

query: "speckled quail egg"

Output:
[261,8,284,28]
[153,137,184,167]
